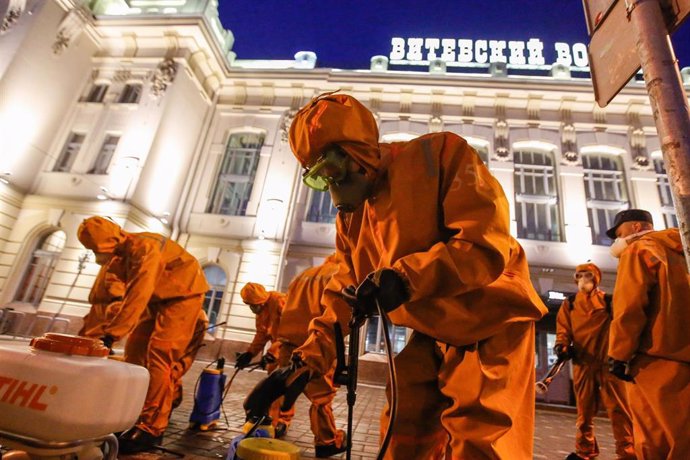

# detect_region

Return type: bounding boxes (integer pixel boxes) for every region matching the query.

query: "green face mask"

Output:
[301,147,349,191]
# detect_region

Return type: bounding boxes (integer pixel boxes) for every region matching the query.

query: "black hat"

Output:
[606,209,654,239]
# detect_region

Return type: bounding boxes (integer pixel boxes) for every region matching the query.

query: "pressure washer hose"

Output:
[376,301,398,460]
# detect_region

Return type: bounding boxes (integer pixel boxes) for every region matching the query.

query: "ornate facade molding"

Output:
[52,4,92,55]
[279,109,297,145]
[493,97,511,161]
[0,7,22,35]
[150,58,178,97]
[627,108,651,170]
[560,100,580,165]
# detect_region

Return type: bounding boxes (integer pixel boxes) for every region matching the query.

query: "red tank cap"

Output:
[30,333,110,357]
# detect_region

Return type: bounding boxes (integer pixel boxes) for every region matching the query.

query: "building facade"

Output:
[2,0,689,401]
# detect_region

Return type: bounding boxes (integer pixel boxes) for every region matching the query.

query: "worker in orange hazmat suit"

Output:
[275,255,346,457]
[77,216,209,454]
[237,282,292,437]
[555,262,634,460]
[606,209,690,459]
[243,92,548,459]
[79,254,208,410]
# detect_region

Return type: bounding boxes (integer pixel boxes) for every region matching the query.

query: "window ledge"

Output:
[359,352,389,362]
[110,103,140,111]
[3,302,38,314]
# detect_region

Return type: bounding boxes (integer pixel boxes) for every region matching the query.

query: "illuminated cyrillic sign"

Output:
[389,37,589,69]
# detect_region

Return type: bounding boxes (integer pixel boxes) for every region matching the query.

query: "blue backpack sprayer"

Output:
[189,357,228,430]
[189,353,270,431]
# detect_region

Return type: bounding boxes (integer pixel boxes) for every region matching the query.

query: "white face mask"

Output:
[609,230,654,258]
[577,279,595,293]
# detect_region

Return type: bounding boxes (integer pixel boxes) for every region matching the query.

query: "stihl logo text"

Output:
[0,375,56,411]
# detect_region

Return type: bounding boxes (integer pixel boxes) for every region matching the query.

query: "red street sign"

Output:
[584,0,690,107]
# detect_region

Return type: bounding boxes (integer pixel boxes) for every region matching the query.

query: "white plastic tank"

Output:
[0,333,149,442]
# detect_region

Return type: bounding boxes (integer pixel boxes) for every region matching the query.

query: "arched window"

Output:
[306,190,338,224]
[653,155,678,228]
[364,315,408,355]
[202,264,227,334]
[465,137,490,166]
[513,149,562,242]
[582,150,629,245]
[14,230,66,305]
[207,132,265,216]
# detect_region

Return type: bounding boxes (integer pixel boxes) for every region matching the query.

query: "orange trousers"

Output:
[124,294,203,437]
[171,309,209,407]
[380,322,536,460]
[627,355,690,459]
[278,343,345,448]
[572,363,634,459]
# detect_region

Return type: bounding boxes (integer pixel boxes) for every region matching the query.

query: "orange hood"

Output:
[575,262,601,286]
[241,282,270,305]
[642,228,684,254]
[77,216,126,254]
[288,93,381,176]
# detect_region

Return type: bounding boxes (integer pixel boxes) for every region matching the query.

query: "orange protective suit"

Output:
[77,216,209,437]
[240,283,292,428]
[79,256,126,338]
[555,263,634,459]
[609,228,690,459]
[275,256,345,450]
[127,308,210,410]
[289,94,547,459]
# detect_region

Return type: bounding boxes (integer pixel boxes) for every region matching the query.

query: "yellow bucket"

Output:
[236,438,301,460]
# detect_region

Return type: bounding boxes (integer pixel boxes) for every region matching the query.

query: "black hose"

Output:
[376,303,398,460]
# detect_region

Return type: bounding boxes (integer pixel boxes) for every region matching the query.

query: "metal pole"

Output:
[628,0,690,270]
[44,252,90,333]
[345,323,359,460]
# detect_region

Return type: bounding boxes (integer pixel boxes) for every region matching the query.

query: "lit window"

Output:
[582,152,629,245]
[546,333,558,367]
[88,135,119,175]
[473,145,489,166]
[84,84,108,103]
[118,83,142,104]
[306,190,338,223]
[381,132,418,142]
[14,230,66,306]
[202,264,227,335]
[653,156,678,228]
[53,132,85,172]
[514,149,562,242]
[464,137,490,166]
[364,315,408,355]
[207,132,264,216]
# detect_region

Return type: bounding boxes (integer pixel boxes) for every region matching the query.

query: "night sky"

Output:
[219,0,690,73]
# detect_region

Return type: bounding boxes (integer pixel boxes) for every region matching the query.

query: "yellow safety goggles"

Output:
[301,148,349,191]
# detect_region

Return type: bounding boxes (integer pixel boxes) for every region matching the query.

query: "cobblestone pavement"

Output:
[0,354,617,460]
[117,359,618,460]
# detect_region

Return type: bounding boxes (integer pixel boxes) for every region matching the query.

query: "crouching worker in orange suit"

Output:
[78,253,208,410]
[243,93,548,459]
[555,262,634,460]
[237,282,293,437]
[77,216,209,454]
[275,255,346,457]
[606,209,690,459]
